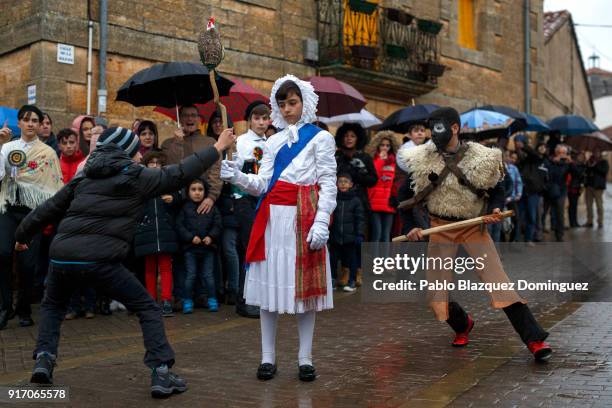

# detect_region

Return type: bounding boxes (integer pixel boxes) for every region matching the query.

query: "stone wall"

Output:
[0,0,595,136]
[541,21,594,120]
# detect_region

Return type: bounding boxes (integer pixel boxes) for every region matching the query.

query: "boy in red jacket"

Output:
[57,128,84,184]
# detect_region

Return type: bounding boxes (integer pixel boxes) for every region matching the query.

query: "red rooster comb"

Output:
[207,17,216,30]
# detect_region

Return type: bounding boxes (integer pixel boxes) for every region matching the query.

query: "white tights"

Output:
[260,309,316,366]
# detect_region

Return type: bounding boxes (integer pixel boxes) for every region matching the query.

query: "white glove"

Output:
[220,160,240,183]
[306,220,329,251]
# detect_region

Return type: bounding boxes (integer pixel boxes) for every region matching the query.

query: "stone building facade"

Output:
[0,0,594,139]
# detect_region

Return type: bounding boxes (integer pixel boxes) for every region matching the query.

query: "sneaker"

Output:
[183,299,193,314]
[85,311,95,319]
[207,297,219,312]
[19,316,34,327]
[452,315,474,347]
[150,364,187,398]
[64,311,77,320]
[110,300,126,312]
[343,285,356,292]
[161,301,174,317]
[528,340,552,362]
[30,352,55,384]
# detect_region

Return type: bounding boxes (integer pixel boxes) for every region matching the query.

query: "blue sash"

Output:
[255,124,321,210]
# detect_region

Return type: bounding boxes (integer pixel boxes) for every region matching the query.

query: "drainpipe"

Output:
[86,1,93,115]
[98,0,108,114]
[524,0,531,114]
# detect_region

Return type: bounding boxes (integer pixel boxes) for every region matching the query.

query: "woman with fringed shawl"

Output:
[221,75,337,382]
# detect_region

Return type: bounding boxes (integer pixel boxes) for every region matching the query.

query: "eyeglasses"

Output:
[180,113,200,118]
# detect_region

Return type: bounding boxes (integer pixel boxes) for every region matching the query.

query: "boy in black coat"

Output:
[176,179,222,313]
[134,151,180,317]
[14,126,235,398]
[329,173,365,291]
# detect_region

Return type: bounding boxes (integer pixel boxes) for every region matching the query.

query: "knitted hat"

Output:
[96,127,140,158]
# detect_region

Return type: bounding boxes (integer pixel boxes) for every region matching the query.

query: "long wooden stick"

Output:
[392,210,514,242]
[209,70,231,160]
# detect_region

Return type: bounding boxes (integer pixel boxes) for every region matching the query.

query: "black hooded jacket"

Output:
[330,189,365,245]
[15,144,220,263]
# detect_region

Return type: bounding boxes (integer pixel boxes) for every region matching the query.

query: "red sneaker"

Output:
[451,315,474,347]
[528,341,552,361]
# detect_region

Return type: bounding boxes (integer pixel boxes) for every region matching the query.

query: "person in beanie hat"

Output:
[96,126,142,161]
[14,126,236,398]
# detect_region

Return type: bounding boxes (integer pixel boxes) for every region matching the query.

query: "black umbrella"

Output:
[116,61,234,108]
[380,104,440,133]
[467,105,527,134]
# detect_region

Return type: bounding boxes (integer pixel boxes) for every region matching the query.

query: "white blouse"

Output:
[232,123,338,223]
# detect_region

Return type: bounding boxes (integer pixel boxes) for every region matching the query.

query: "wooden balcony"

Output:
[317,0,445,102]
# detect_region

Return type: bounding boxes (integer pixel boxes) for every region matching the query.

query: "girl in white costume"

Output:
[220,75,337,381]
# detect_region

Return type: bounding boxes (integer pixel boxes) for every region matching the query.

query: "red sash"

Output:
[246,180,327,300]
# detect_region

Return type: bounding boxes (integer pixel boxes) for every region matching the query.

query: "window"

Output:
[458,0,477,49]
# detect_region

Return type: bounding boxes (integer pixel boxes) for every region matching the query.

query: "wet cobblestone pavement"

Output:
[0,190,610,407]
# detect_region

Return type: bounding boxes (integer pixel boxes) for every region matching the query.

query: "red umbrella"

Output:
[154,78,269,122]
[304,76,367,117]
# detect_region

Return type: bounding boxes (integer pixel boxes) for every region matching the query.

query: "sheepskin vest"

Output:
[398,142,503,220]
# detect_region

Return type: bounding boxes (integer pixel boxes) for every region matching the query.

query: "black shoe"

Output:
[298,364,316,382]
[151,364,187,399]
[30,352,55,384]
[236,303,260,319]
[0,309,9,330]
[256,363,277,380]
[19,316,34,327]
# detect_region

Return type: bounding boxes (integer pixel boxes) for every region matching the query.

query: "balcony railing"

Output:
[317,0,445,97]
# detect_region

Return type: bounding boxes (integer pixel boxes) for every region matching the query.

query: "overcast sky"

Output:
[544,0,612,71]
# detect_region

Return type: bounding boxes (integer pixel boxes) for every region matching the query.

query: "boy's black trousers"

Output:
[35,262,175,368]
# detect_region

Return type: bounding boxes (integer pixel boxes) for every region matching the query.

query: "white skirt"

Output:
[244,204,334,314]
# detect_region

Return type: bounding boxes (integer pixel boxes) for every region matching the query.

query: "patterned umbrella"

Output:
[304,76,366,117]
[154,78,269,123]
[467,105,527,134]
[460,109,515,140]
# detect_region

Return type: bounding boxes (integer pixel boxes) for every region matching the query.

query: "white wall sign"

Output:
[27,85,36,104]
[57,43,75,64]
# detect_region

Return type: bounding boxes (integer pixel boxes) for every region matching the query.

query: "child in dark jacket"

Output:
[134,152,179,317]
[329,173,365,292]
[176,179,222,313]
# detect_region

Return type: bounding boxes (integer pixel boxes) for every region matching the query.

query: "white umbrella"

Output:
[318,108,382,128]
